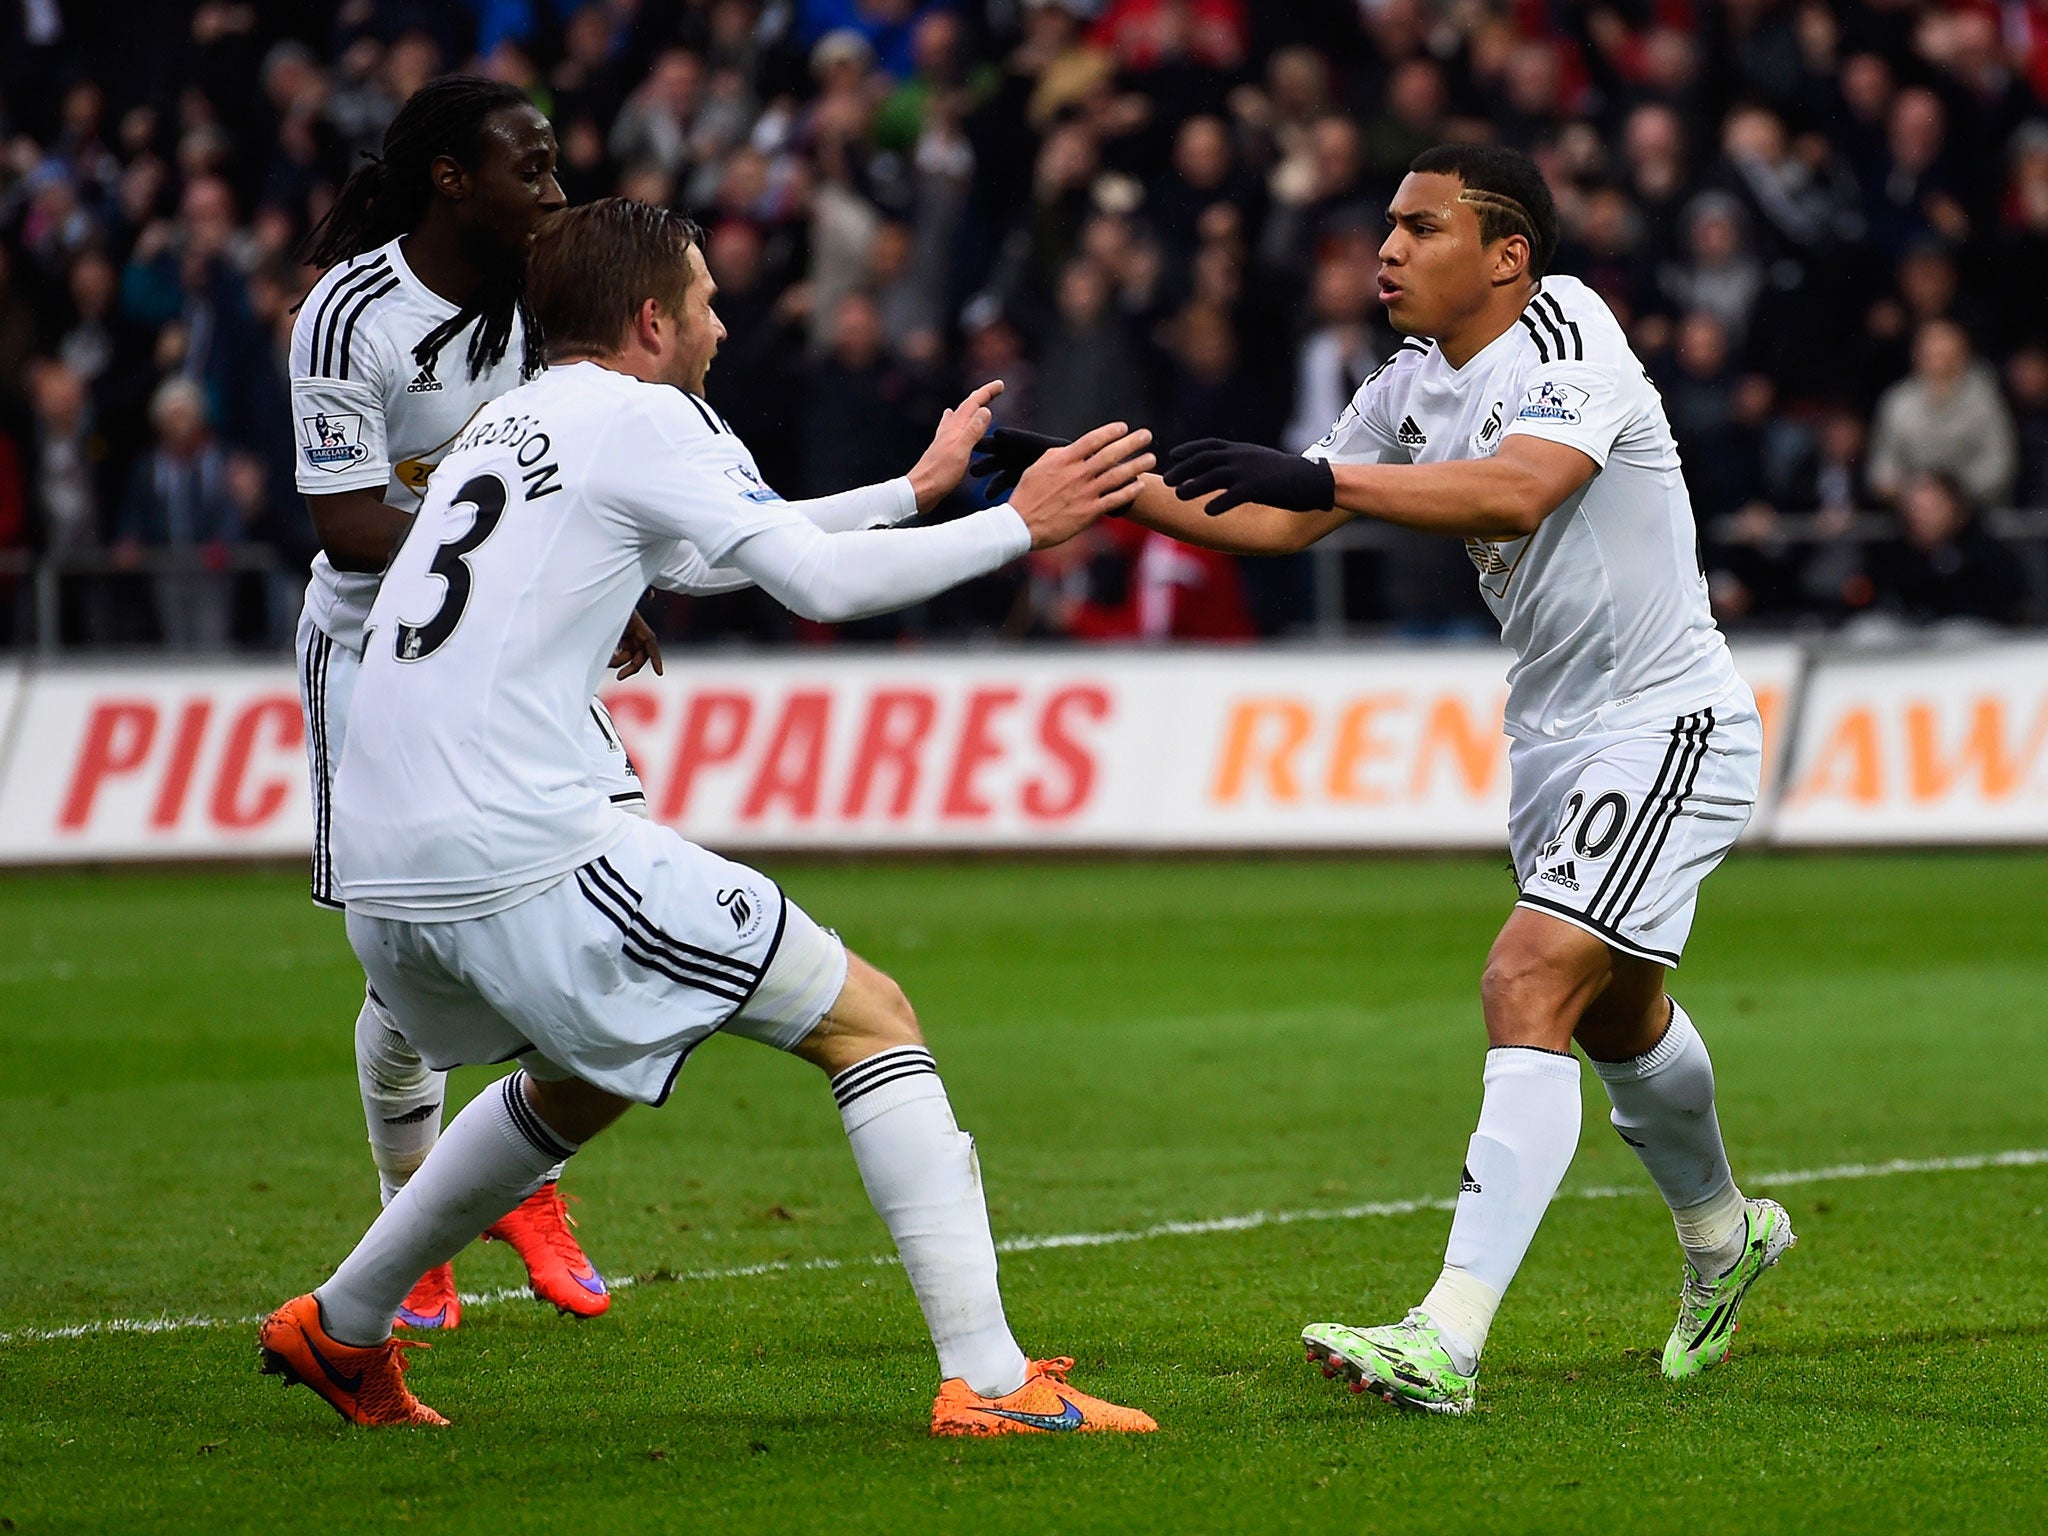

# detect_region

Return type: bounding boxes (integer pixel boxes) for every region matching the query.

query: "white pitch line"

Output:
[5,1147,2044,1349]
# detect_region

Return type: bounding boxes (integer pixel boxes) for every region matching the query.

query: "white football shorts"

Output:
[296,607,646,908]
[1508,691,1762,967]
[344,813,849,1105]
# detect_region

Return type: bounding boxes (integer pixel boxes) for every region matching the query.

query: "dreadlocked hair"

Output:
[298,74,545,381]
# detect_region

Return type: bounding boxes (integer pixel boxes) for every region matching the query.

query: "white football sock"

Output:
[316,1072,574,1346]
[832,1045,1030,1398]
[1590,1000,1747,1276]
[1421,1046,1583,1373]
[355,993,445,1206]
[357,995,565,1204]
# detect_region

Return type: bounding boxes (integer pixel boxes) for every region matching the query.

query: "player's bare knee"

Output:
[1481,934,1561,1008]
[1481,950,1560,1027]
[792,952,925,1076]
[875,973,921,1046]
[836,955,923,1049]
[1482,935,1603,1048]
[522,1073,632,1146]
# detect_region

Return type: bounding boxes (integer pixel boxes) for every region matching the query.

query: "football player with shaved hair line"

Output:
[259,198,1161,1436]
[1128,143,1794,1414]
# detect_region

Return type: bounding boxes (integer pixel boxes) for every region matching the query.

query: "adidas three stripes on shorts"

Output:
[344,815,850,1105]
[1507,693,1763,967]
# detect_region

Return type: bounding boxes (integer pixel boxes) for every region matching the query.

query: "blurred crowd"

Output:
[1,0,2046,653]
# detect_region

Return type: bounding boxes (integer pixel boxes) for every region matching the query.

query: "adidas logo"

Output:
[1459,1164,1482,1195]
[405,362,442,393]
[1538,859,1580,892]
[1397,415,1427,447]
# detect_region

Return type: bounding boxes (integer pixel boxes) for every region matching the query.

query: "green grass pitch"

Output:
[3,851,2045,1534]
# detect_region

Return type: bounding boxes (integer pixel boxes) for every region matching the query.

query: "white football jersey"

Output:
[1307,275,1741,741]
[332,362,806,919]
[290,237,530,652]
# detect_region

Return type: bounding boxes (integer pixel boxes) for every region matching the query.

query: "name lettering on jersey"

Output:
[1517,380,1589,425]
[454,410,543,456]
[301,412,371,473]
[723,463,784,504]
[515,431,562,500]
[451,411,562,499]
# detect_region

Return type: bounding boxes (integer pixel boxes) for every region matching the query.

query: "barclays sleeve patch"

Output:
[1516,380,1589,426]
[724,463,784,503]
[300,413,371,472]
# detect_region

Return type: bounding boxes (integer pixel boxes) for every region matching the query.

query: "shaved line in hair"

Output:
[1457,188,1538,253]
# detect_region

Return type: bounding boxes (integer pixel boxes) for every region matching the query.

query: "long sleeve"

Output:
[720,504,1030,623]
[787,476,918,533]
[650,477,919,595]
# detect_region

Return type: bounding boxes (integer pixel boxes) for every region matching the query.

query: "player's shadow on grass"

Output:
[1734,1313,2048,1367]
[1512,1315,2048,1394]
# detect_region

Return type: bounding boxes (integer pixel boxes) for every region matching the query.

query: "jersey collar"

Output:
[384,236,461,320]
[1438,301,1532,378]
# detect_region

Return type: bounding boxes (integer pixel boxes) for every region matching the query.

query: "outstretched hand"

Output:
[971,427,1070,498]
[1161,438,1336,516]
[908,380,1006,512]
[1007,420,1155,550]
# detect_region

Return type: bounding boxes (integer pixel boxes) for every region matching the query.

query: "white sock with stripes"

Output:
[355,997,571,1206]
[1420,1047,1583,1373]
[832,1045,1030,1398]
[1590,1001,1748,1277]
[316,1072,575,1346]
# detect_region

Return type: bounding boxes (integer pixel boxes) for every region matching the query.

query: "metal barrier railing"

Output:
[0,545,289,654]
[1301,508,2048,638]
[6,509,2048,649]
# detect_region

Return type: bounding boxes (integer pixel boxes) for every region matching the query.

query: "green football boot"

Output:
[1662,1197,1797,1381]
[1302,1312,1478,1416]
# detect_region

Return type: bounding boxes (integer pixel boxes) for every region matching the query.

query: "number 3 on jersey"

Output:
[395,473,507,661]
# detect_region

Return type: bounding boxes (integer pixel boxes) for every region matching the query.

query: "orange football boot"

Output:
[394,1262,461,1330]
[258,1293,449,1427]
[484,1181,610,1317]
[931,1357,1158,1437]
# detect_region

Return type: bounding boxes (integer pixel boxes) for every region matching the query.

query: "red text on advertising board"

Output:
[601,683,1112,827]
[60,695,304,834]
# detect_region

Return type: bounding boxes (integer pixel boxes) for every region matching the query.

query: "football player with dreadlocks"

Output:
[289,75,631,1329]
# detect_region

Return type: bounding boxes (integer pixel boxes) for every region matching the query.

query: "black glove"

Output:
[970,428,1069,498]
[1161,438,1336,516]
